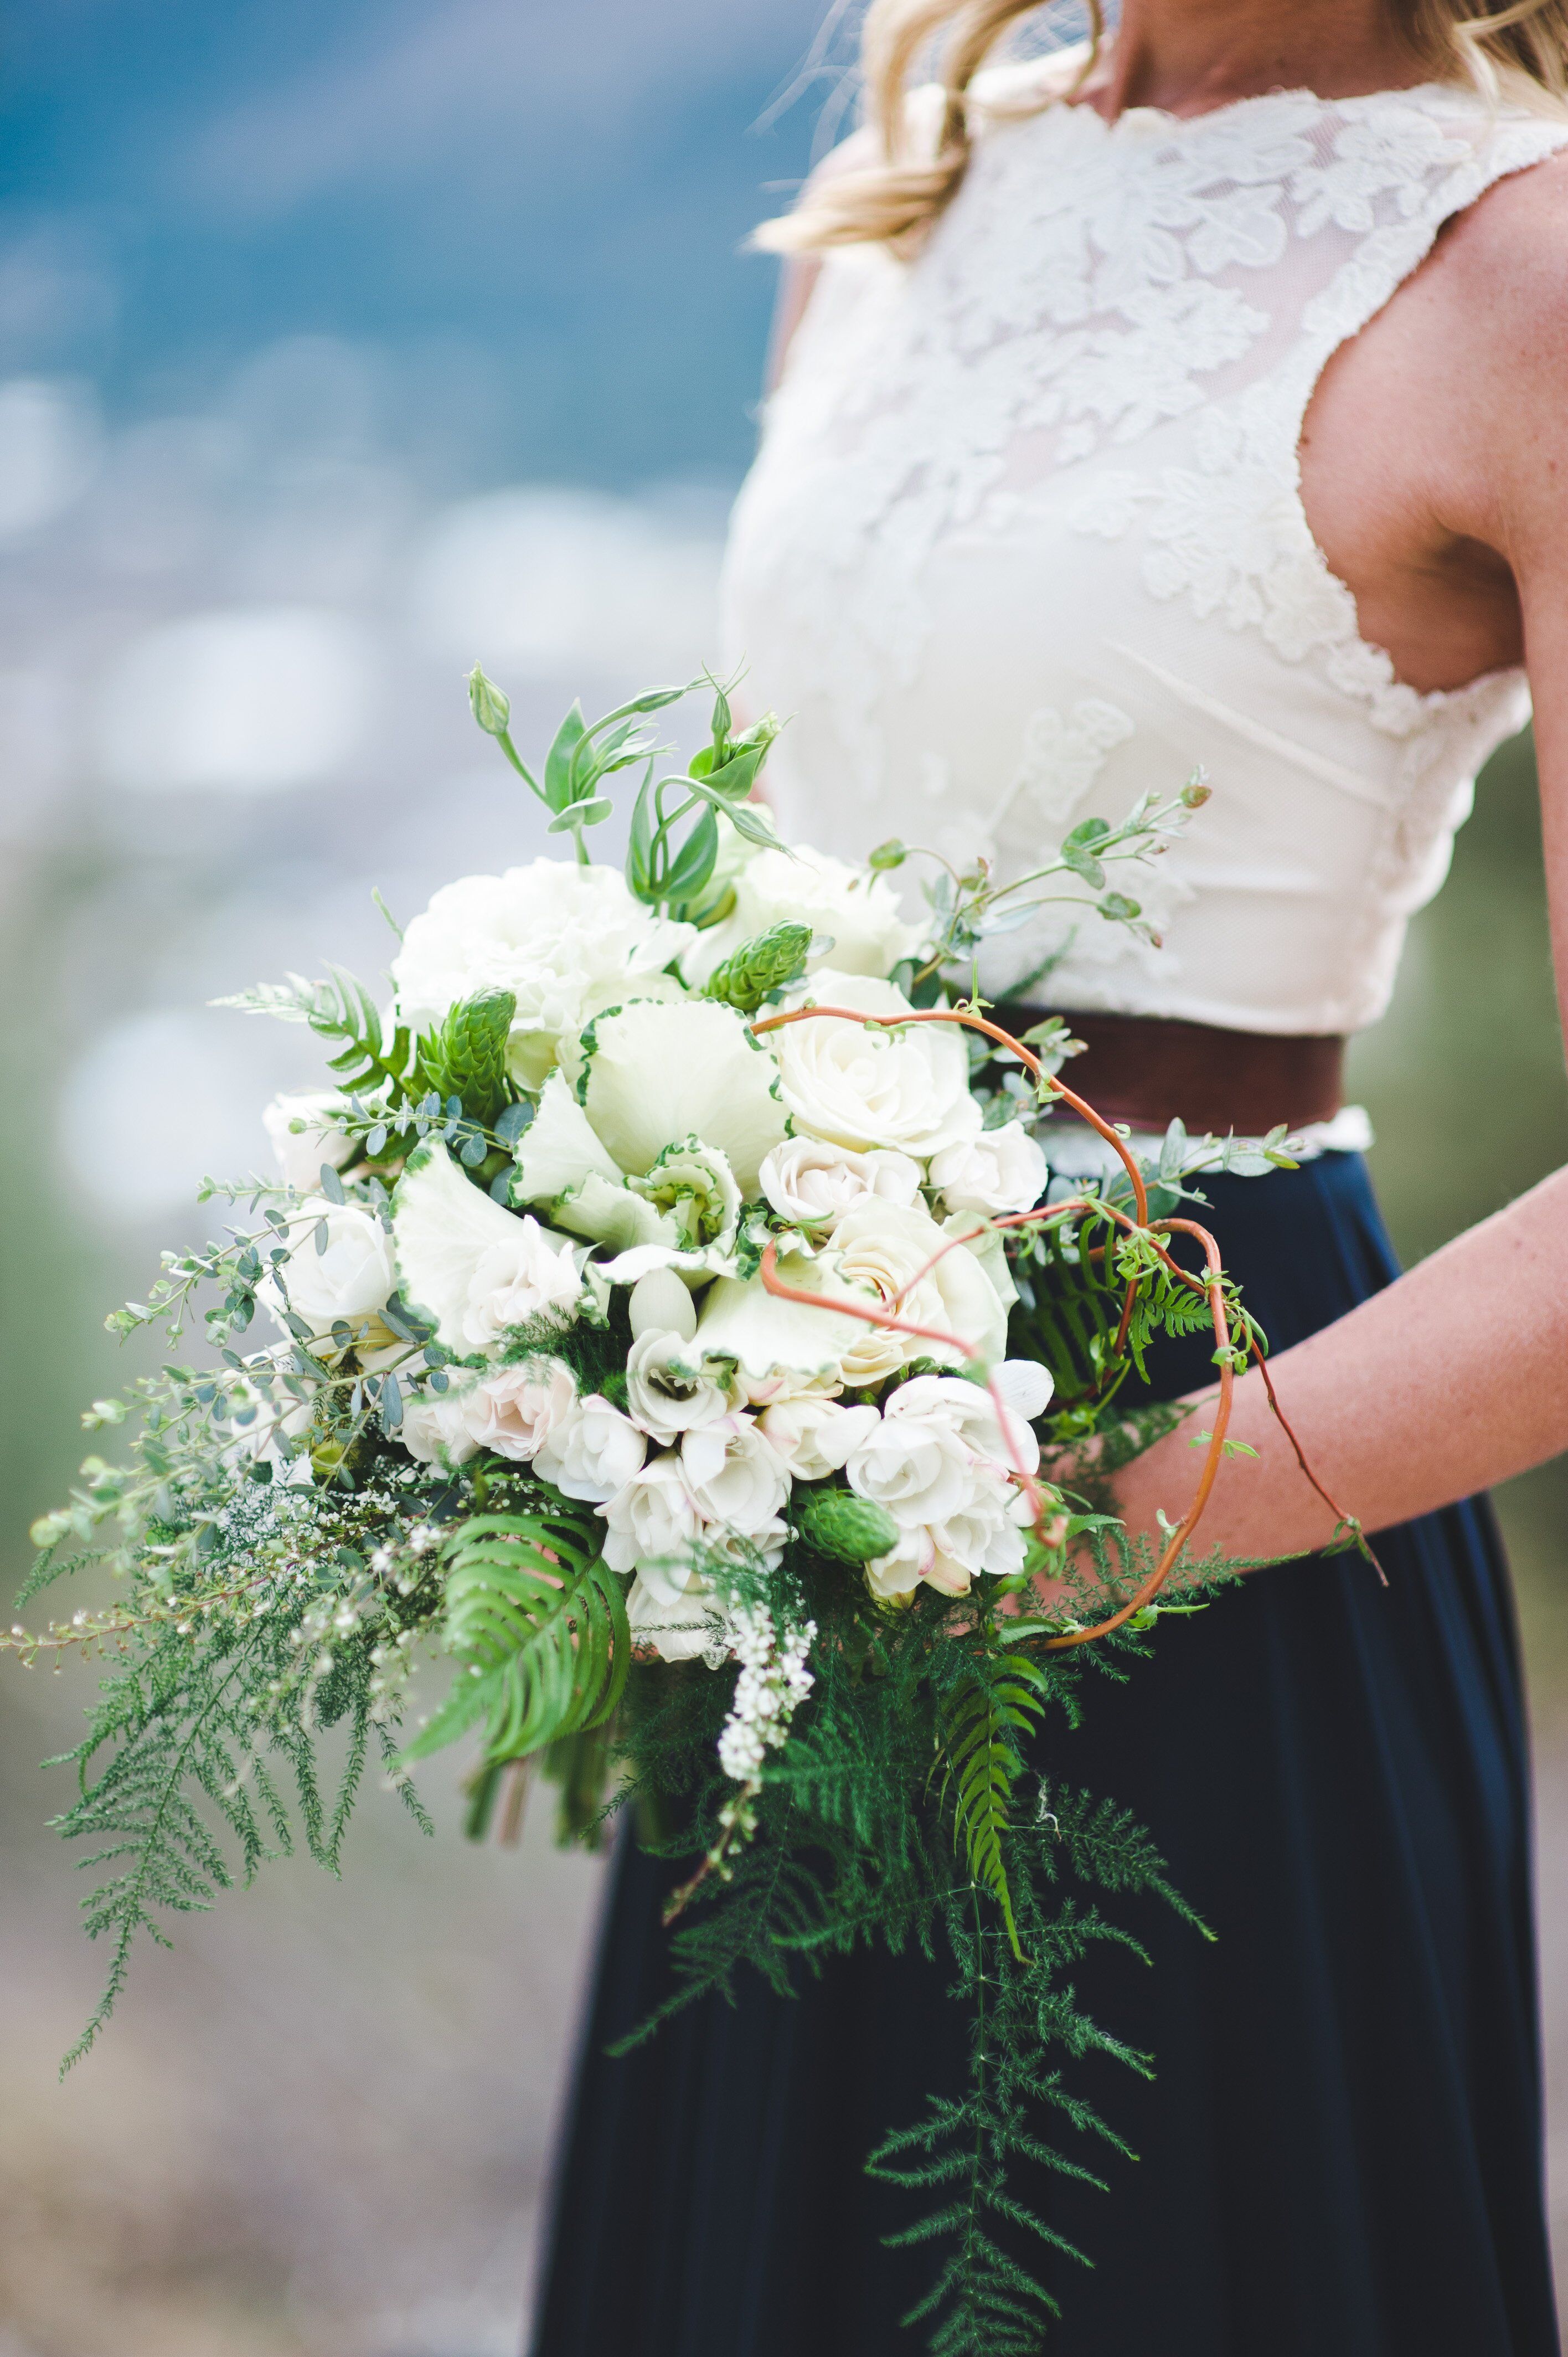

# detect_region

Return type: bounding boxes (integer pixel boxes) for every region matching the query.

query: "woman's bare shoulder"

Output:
[1432,145,1568,349]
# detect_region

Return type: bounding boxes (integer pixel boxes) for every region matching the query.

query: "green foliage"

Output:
[43,1483,438,2072]
[215,966,423,1103]
[401,1501,630,1769]
[607,1548,1198,2357]
[466,663,695,866]
[626,681,785,918]
[914,773,1209,992]
[703,920,814,1014]
[937,1650,1050,1959]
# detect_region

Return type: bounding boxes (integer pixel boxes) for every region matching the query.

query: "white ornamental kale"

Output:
[391,1144,591,1356]
[390,860,695,1088]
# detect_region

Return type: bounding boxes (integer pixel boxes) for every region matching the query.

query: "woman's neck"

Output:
[1080,0,1430,121]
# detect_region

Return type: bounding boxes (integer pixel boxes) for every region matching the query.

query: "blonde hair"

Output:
[759,0,1568,257]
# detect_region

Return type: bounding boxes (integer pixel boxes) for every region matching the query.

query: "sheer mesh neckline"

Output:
[1062,77,1459,139]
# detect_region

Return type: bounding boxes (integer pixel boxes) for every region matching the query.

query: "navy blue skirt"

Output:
[529,1152,1557,2357]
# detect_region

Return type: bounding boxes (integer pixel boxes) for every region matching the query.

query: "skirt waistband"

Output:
[989,1005,1347,1135]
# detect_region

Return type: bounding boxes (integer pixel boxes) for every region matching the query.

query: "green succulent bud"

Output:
[797,1486,900,1566]
[420,987,517,1126]
[467,663,512,738]
[703,921,813,1015]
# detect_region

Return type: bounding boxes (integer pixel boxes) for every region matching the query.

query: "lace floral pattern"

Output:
[996,698,1136,828]
[723,78,1566,1031]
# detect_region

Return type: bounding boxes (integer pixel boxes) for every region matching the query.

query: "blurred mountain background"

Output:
[2,3,1566,2351]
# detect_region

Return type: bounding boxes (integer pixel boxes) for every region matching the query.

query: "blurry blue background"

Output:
[0,0,830,480]
[3,5,1567,2353]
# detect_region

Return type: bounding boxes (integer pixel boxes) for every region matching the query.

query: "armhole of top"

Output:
[1281,119,1568,720]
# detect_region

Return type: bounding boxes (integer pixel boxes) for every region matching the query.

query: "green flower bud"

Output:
[797,1486,901,1566]
[1180,767,1211,810]
[703,920,813,1015]
[417,987,517,1125]
[868,838,906,871]
[467,664,511,738]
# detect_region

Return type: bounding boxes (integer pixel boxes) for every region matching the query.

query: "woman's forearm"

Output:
[1109,1163,1568,1562]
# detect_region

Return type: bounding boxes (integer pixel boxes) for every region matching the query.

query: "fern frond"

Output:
[214,966,421,1103]
[400,1507,628,1770]
[936,1654,1048,1960]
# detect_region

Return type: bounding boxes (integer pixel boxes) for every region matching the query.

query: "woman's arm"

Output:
[1112,1165,1568,1556]
[1107,162,1568,1560]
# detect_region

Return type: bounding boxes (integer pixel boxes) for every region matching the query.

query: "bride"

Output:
[532,2,1568,2349]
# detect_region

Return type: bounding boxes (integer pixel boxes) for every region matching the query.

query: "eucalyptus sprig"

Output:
[879,768,1213,992]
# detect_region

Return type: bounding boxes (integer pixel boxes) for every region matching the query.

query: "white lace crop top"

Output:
[720,70,1568,1036]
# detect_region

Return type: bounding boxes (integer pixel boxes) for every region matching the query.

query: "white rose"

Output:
[681,1417,791,1536]
[929,1121,1048,1217]
[460,1356,576,1461]
[391,861,695,1089]
[533,1394,647,1504]
[758,1396,878,1480]
[865,1524,935,1599]
[684,843,923,986]
[863,1468,1031,1600]
[265,1202,396,1344]
[845,1409,974,1528]
[599,1453,703,1578]
[262,1090,353,1193]
[772,971,982,1157]
[926,1472,1035,1591]
[831,1199,1008,1382]
[625,1328,735,1445]
[758,1138,923,1231]
[625,1566,718,1661]
[460,1219,585,1350]
[702,1519,790,1578]
[886,1370,1043,1479]
[399,1383,481,1469]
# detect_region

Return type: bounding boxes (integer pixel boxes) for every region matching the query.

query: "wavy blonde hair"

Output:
[759,0,1568,256]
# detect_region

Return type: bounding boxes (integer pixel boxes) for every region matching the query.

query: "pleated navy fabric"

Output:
[528,1153,1557,2357]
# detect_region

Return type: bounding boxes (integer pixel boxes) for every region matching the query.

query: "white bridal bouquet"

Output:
[12,670,1333,2356]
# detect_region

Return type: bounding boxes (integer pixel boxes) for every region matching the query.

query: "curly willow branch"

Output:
[750,1002,1363,1646]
